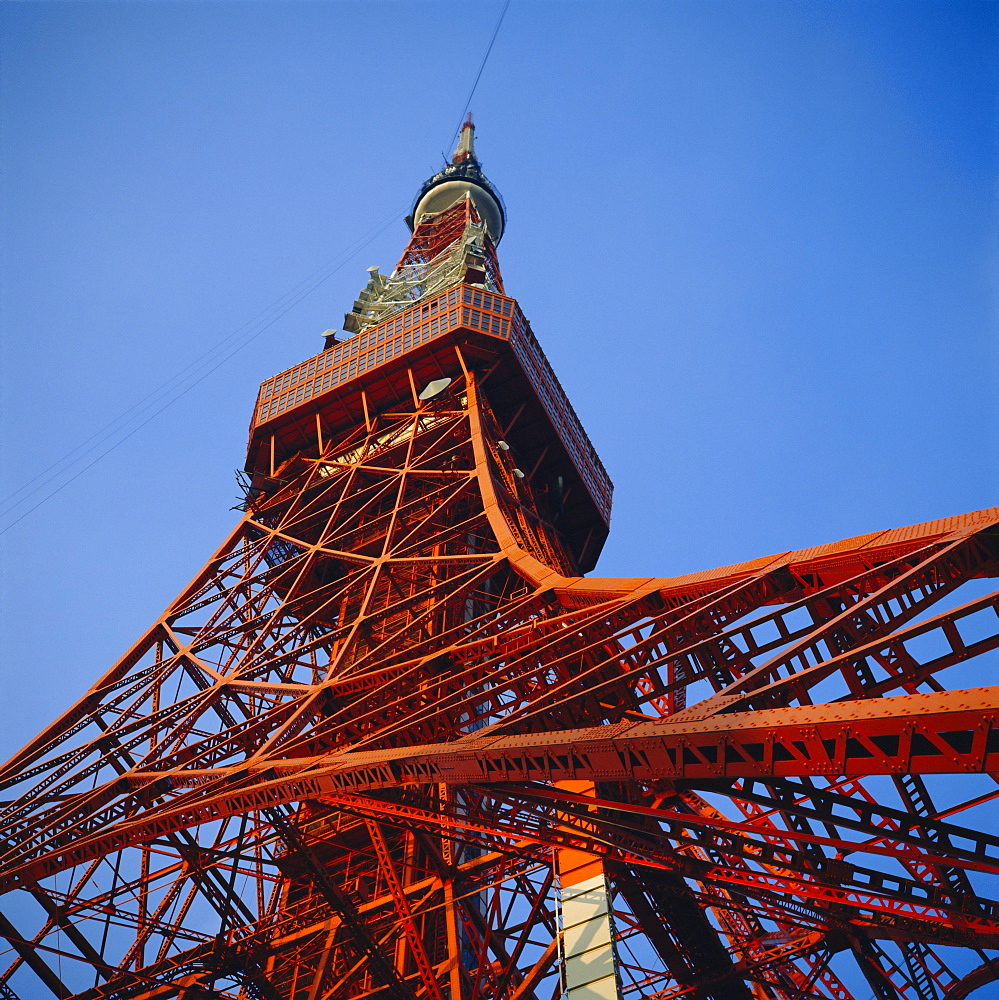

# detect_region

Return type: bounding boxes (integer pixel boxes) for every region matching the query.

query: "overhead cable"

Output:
[447,0,511,153]
[4,3,512,536]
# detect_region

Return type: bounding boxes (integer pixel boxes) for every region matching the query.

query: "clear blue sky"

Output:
[1,0,995,822]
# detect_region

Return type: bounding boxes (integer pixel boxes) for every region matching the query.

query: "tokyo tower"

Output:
[2,118,999,1000]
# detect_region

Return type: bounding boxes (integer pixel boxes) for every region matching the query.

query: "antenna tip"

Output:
[453,115,477,164]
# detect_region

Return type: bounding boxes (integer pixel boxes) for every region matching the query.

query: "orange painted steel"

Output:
[1,197,999,1000]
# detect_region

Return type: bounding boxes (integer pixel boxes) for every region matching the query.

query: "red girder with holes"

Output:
[2,192,999,1000]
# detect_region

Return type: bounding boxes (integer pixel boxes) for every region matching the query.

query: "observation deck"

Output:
[246,283,613,568]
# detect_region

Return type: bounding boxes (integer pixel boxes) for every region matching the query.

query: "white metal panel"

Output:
[561,872,621,1000]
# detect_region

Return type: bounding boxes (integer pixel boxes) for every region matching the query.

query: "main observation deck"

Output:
[248,284,613,528]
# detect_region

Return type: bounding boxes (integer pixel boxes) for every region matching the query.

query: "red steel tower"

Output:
[2,119,999,1000]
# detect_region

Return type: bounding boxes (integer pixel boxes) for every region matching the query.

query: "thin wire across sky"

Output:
[0,0,510,538]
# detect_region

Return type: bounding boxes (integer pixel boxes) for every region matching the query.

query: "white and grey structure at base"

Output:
[560,873,622,1000]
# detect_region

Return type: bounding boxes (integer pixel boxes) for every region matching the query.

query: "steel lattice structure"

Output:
[2,121,998,1000]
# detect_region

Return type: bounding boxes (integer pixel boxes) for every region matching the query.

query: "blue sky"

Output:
[1,0,995,784]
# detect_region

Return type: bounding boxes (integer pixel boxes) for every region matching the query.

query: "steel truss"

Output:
[2,198,998,1000]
